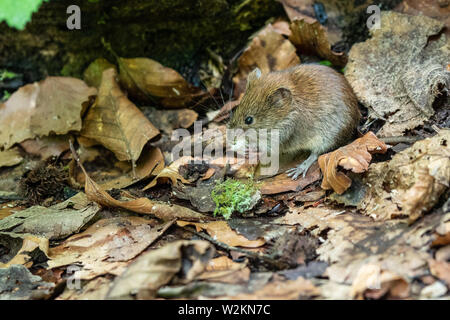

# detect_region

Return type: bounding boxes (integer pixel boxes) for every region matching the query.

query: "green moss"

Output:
[211,178,259,220]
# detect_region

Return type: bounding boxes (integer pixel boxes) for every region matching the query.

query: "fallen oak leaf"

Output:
[318,132,387,194]
[69,141,211,222]
[80,68,160,169]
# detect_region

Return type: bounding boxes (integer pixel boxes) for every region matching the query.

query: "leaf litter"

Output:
[0,3,449,301]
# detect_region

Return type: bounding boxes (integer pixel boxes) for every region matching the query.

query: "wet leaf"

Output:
[80,68,160,163]
[318,132,388,195]
[0,77,96,150]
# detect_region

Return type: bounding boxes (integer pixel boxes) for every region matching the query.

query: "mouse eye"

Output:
[245,116,254,125]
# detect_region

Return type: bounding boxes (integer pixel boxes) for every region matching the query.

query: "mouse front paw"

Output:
[286,163,309,180]
[286,153,319,180]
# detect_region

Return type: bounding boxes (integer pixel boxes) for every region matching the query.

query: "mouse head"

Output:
[228,68,293,131]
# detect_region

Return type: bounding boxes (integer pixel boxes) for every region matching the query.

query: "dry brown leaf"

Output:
[70,145,211,221]
[0,147,23,168]
[318,132,388,195]
[81,68,159,163]
[20,136,69,160]
[0,77,96,150]
[177,220,265,248]
[217,277,319,300]
[0,233,49,269]
[360,130,450,222]
[142,107,198,134]
[99,146,164,190]
[274,205,449,294]
[118,57,203,108]
[233,23,300,97]
[106,240,214,299]
[259,162,321,195]
[350,264,410,299]
[48,217,173,280]
[428,259,450,287]
[289,17,347,67]
[346,11,449,136]
[196,256,250,284]
[142,156,192,190]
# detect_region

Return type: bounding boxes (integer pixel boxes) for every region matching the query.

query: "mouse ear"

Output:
[246,68,262,88]
[268,87,292,107]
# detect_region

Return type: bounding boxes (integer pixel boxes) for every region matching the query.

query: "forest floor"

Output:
[0,0,449,300]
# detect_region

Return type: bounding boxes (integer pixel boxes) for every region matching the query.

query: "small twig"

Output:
[180,225,287,269]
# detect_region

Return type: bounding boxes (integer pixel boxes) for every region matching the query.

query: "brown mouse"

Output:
[228,64,361,179]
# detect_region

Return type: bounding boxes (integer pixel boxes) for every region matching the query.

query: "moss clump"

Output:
[211,178,259,220]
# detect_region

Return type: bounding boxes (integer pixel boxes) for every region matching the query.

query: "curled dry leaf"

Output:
[106,240,215,299]
[81,68,160,163]
[346,11,450,136]
[0,77,96,150]
[177,220,265,248]
[233,23,300,97]
[99,146,165,190]
[0,233,49,269]
[360,130,450,222]
[318,132,388,195]
[142,155,195,190]
[48,217,174,280]
[118,57,203,108]
[72,147,211,222]
[289,17,347,66]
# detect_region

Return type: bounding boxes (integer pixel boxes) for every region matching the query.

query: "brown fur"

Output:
[228,64,361,157]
